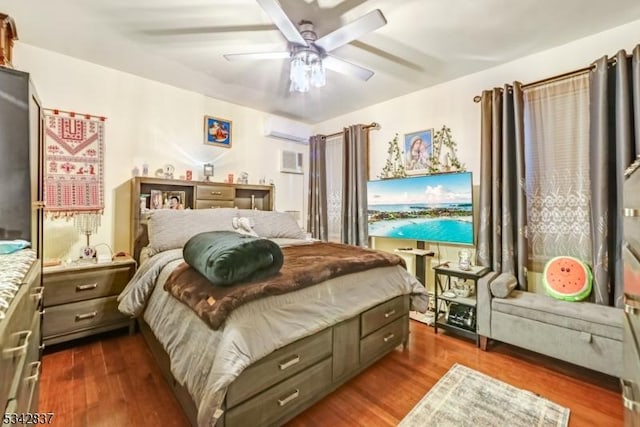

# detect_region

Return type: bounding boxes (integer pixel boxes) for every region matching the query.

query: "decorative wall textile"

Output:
[477,85,528,289]
[307,135,328,240]
[589,45,640,307]
[43,111,105,216]
[523,73,591,265]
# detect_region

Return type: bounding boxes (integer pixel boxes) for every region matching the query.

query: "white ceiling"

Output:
[5,0,640,123]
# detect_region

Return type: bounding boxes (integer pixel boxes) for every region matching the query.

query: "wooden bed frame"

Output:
[138,294,411,427]
[125,182,413,425]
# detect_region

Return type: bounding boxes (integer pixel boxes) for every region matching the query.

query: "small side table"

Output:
[42,258,136,346]
[433,264,488,345]
[394,248,434,286]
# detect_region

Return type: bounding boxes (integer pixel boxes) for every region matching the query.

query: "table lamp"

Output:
[74,213,100,259]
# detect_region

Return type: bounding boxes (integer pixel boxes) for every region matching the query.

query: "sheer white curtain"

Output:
[325,135,343,242]
[523,73,591,266]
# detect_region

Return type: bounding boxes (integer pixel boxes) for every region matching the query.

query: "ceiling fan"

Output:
[223,0,387,92]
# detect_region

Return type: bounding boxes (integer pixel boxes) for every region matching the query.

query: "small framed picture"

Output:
[204,116,232,148]
[404,129,433,175]
[149,189,163,210]
[163,191,185,210]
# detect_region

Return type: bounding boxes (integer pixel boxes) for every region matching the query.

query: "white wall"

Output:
[312,18,640,288]
[14,18,640,264]
[13,43,308,261]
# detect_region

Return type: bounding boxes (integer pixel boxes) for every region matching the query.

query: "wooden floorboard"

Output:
[39,321,622,426]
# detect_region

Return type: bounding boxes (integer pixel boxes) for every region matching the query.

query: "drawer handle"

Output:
[383,333,395,343]
[25,361,41,383]
[277,389,300,407]
[2,330,31,358]
[621,379,640,412]
[384,309,396,318]
[278,355,301,370]
[76,311,98,321]
[31,286,44,301]
[625,298,640,315]
[624,208,640,217]
[211,191,223,195]
[76,283,98,291]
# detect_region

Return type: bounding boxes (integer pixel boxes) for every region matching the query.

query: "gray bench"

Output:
[477,272,623,377]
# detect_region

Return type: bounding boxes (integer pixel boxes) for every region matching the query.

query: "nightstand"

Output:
[433,264,488,345]
[42,258,136,346]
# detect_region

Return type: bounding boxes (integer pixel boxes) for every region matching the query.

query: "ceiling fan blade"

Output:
[224,51,290,61]
[323,55,374,81]
[256,0,307,46]
[315,9,386,52]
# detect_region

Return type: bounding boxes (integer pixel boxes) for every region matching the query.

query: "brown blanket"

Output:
[164,242,405,330]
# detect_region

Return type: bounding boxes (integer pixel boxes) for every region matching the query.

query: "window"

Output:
[523,73,591,268]
[325,135,343,242]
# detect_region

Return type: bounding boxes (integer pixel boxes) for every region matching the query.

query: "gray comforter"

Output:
[118,245,428,427]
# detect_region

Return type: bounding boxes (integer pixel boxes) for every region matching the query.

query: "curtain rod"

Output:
[42,107,107,121]
[323,122,380,139]
[472,54,623,103]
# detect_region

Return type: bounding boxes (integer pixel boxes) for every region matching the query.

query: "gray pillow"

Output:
[236,209,306,239]
[146,208,238,256]
[490,273,518,298]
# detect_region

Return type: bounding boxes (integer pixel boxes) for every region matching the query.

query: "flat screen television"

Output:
[367,172,474,245]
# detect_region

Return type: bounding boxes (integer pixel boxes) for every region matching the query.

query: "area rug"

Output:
[43,110,105,216]
[399,364,570,427]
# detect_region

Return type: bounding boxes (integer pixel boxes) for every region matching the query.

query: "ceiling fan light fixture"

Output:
[289,48,325,93]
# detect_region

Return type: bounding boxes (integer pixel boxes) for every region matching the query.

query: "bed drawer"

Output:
[360,315,407,366]
[226,357,332,427]
[195,185,235,201]
[43,264,134,306]
[361,295,409,338]
[42,295,126,338]
[195,200,235,209]
[226,328,332,408]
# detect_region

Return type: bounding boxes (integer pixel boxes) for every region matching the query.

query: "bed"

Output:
[118,208,428,427]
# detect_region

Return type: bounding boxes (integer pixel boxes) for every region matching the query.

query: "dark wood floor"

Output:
[40,321,622,427]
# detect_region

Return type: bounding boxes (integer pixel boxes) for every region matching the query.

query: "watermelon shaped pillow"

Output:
[542,256,593,301]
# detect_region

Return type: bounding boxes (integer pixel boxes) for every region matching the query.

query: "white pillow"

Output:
[146,208,238,255]
[236,209,306,239]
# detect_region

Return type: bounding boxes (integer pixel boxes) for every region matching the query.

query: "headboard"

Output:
[118,177,275,263]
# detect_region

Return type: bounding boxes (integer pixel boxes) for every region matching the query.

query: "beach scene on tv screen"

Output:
[367,173,473,244]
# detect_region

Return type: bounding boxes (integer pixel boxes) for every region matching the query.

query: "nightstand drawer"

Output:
[361,295,409,338]
[195,185,235,201]
[42,296,126,337]
[44,264,134,306]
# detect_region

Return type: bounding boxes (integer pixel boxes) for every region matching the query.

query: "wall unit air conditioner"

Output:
[280,150,304,174]
[264,115,311,144]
